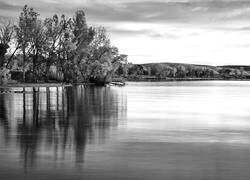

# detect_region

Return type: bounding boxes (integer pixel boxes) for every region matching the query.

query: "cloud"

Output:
[84,1,250,24]
[2,0,250,24]
[0,1,22,11]
[109,27,180,39]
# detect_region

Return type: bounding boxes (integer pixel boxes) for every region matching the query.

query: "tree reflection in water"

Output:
[0,85,127,171]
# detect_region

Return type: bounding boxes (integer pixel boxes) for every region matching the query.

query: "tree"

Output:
[114,54,128,76]
[44,15,63,81]
[85,27,128,83]
[83,27,114,83]
[15,5,39,82]
[30,19,47,81]
[176,65,187,78]
[0,22,14,68]
[72,10,95,82]
[55,14,78,82]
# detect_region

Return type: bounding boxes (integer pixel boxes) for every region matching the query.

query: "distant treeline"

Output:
[0,5,127,84]
[125,63,250,80]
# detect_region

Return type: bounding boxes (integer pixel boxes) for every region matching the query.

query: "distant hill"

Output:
[142,62,217,69]
[219,65,250,71]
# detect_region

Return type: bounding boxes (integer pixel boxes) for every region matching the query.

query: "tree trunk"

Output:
[0,54,4,68]
[45,54,52,82]
[45,61,50,82]
[22,48,26,82]
[33,51,38,82]
[0,44,9,68]
[6,46,18,68]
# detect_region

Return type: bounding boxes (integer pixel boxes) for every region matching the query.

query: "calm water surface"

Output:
[1,81,250,180]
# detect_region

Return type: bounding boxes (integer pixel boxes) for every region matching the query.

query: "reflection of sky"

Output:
[122,81,250,143]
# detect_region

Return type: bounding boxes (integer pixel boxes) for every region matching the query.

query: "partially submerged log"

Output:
[109,82,125,86]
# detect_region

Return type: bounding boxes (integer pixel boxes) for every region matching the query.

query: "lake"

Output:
[1,81,250,180]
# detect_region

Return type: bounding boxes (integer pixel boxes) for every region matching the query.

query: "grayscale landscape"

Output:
[1,0,250,180]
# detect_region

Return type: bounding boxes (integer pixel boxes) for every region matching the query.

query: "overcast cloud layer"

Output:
[1,0,250,65]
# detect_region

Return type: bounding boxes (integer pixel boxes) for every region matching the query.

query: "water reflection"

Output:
[2,81,250,180]
[0,85,127,170]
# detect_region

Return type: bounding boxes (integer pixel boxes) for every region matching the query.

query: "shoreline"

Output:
[1,78,250,88]
[0,83,72,88]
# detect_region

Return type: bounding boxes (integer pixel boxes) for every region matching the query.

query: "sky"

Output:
[1,0,250,65]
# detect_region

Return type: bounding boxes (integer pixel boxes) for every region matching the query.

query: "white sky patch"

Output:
[109,22,250,65]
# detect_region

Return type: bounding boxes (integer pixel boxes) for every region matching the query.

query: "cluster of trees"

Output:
[127,63,250,80]
[0,5,127,84]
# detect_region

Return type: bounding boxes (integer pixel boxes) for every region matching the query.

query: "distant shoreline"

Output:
[126,77,250,82]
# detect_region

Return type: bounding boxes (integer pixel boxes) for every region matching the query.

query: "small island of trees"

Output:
[0,5,128,85]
